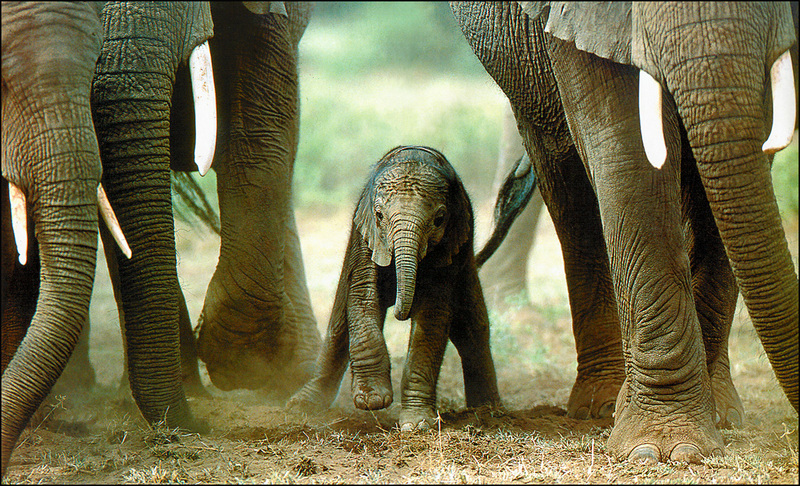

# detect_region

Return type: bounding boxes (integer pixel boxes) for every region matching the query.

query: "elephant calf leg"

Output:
[399,311,450,432]
[349,322,393,411]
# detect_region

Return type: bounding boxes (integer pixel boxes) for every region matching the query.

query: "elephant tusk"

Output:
[97,184,132,259]
[8,181,28,265]
[189,41,217,176]
[639,70,667,169]
[762,50,796,154]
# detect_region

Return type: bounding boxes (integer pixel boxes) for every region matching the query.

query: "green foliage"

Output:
[303,2,486,78]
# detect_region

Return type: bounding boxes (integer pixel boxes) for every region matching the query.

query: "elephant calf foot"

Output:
[399,407,438,432]
[566,373,623,420]
[352,375,393,411]
[711,363,744,429]
[607,382,723,464]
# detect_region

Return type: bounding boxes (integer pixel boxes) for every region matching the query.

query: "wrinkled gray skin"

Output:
[452,1,798,464]
[92,1,320,400]
[1,2,105,476]
[89,1,215,435]
[288,146,500,431]
[194,2,321,396]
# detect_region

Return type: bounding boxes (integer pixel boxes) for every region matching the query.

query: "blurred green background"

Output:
[182,1,798,222]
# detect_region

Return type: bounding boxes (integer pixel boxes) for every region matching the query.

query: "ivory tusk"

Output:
[762,50,796,154]
[189,41,217,176]
[639,70,667,169]
[8,182,28,265]
[97,184,132,259]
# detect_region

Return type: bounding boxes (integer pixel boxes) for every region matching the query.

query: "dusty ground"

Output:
[4,199,798,484]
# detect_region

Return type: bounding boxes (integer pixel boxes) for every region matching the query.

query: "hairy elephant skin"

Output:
[452,1,798,464]
[288,146,501,431]
[2,2,105,476]
[193,2,321,397]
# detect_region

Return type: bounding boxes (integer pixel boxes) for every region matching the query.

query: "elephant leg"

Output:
[346,246,392,412]
[516,121,625,420]
[548,38,722,463]
[449,263,500,409]
[398,283,452,432]
[196,3,319,395]
[681,144,742,428]
[288,238,382,412]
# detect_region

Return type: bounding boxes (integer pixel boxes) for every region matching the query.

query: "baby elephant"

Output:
[288,145,500,430]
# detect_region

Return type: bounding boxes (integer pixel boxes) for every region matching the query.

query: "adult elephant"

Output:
[93,1,321,399]
[452,1,798,463]
[1,1,135,475]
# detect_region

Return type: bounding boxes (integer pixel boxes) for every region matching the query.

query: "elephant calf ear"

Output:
[353,184,392,267]
[428,177,472,268]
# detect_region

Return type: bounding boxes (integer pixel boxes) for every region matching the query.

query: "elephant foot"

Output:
[710,362,744,429]
[399,407,437,432]
[567,373,623,420]
[607,380,723,464]
[352,375,392,411]
[195,311,319,397]
[286,385,330,414]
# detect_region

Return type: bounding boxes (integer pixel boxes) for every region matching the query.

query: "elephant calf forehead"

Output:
[375,162,449,196]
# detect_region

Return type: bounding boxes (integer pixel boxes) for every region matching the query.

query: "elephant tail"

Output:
[476,153,538,267]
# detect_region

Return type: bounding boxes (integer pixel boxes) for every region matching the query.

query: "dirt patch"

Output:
[4,207,798,484]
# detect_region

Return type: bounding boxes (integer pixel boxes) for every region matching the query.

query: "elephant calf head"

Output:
[354,146,472,320]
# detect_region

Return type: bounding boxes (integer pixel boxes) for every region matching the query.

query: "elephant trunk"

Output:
[392,223,424,321]
[2,2,102,473]
[90,2,213,430]
[664,43,798,410]
[1,181,99,474]
[2,120,100,477]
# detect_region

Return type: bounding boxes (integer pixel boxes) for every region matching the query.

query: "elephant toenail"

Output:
[629,444,660,464]
[670,443,704,464]
[354,396,367,410]
[598,401,615,419]
[416,420,430,431]
[400,422,415,433]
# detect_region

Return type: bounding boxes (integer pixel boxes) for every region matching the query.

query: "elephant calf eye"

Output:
[375,210,383,223]
[433,214,445,227]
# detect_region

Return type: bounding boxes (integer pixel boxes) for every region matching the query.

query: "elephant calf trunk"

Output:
[393,233,420,321]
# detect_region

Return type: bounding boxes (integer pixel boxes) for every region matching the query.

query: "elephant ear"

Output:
[520,1,633,66]
[428,174,473,268]
[353,176,392,267]
[242,2,287,16]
